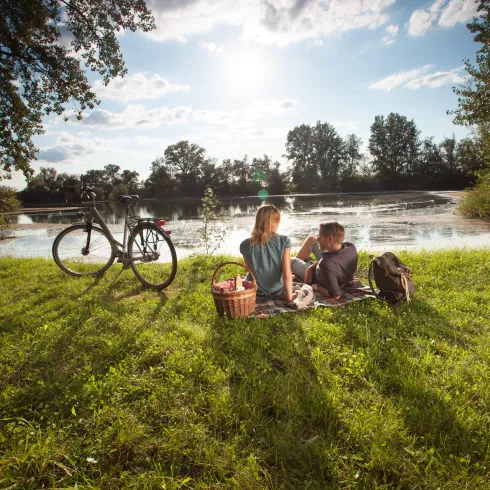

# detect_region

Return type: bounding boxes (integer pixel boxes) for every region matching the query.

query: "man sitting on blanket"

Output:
[291,222,358,300]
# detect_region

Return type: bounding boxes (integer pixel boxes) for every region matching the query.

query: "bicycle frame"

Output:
[76,193,138,261]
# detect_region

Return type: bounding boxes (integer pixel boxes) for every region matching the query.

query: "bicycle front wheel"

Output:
[128,223,177,289]
[52,224,115,276]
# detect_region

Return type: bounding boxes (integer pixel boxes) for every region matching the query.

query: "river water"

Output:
[1,191,489,259]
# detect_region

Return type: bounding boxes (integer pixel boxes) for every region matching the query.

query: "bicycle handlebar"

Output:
[81,187,96,203]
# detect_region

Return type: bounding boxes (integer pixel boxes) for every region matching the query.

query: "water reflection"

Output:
[2,191,490,259]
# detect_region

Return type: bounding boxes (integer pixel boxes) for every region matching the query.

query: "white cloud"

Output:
[132,136,175,148]
[312,39,324,47]
[406,67,466,88]
[438,0,479,27]
[407,8,435,36]
[408,0,478,37]
[92,74,189,102]
[370,65,465,91]
[145,0,395,46]
[386,24,399,36]
[193,99,298,125]
[64,99,296,131]
[199,41,225,52]
[382,23,398,44]
[382,37,396,45]
[185,126,290,141]
[37,147,73,162]
[36,132,123,164]
[68,104,192,129]
[369,65,434,91]
[30,131,173,185]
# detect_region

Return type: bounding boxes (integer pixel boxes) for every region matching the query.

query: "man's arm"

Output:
[317,262,342,299]
[316,284,341,300]
[303,263,317,285]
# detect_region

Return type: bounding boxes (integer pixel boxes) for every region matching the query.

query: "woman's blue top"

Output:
[240,234,291,298]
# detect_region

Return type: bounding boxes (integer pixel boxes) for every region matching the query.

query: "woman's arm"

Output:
[282,247,293,303]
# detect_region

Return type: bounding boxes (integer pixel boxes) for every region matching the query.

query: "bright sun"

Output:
[225,49,266,92]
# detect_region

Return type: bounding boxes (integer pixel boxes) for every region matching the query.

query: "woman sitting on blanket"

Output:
[240,204,293,304]
[291,221,358,300]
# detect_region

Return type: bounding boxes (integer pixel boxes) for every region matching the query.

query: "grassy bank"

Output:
[1,251,490,489]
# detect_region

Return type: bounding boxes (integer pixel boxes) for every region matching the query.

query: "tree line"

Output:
[19,112,483,203]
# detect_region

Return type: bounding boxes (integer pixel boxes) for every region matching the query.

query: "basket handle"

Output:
[211,261,257,289]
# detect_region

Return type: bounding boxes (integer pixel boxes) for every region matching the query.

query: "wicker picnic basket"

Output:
[211,262,257,319]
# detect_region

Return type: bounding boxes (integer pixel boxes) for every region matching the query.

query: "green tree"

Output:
[450,0,490,130]
[419,138,445,188]
[0,0,155,180]
[164,141,206,195]
[120,169,140,192]
[80,169,106,198]
[231,157,251,195]
[267,162,288,195]
[104,164,121,189]
[29,167,59,193]
[21,166,80,202]
[285,124,317,192]
[440,136,459,173]
[342,134,363,183]
[312,121,346,191]
[0,185,20,232]
[250,155,272,195]
[457,136,485,174]
[144,156,176,198]
[369,113,421,188]
[214,159,233,195]
[200,158,218,193]
[109,183,129,201]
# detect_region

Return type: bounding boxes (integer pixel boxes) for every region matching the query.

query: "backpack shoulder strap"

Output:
[368,259,380,299]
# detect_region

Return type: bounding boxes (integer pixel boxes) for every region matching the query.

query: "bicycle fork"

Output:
[81,221,93,255]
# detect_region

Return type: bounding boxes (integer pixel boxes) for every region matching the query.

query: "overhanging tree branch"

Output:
[0,0,155,180]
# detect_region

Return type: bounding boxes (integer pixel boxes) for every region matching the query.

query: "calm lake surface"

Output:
[2,191,490,259]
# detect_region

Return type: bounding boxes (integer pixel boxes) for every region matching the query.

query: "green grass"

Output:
[1,250,490,489]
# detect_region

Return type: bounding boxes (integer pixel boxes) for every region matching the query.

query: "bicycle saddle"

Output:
[118,195,140,205]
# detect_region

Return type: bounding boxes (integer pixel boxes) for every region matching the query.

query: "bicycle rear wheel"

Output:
[128,223,177,289]
[52,224,115,276]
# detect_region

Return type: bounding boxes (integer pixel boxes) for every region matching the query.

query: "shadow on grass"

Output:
[207,313,357,488]
[335,297,483,464]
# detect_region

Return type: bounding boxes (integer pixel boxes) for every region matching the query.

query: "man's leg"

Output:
[290,257,309,280]
[296,234,317,261]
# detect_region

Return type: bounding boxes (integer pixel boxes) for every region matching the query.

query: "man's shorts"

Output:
[291,242,322,280]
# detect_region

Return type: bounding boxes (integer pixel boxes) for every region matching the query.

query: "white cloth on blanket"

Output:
[291,283,315,310]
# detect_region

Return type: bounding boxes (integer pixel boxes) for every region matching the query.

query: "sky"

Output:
[9,0,481,189]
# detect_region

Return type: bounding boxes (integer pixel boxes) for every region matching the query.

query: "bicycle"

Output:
[52,187,177,289]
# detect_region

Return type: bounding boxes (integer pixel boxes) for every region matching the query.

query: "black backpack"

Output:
[368,252,415,305]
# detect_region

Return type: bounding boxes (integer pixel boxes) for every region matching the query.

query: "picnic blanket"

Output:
[252,279,376,318]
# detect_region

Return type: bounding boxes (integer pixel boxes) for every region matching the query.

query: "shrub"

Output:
[0,186,20,234]
[458,168,490,218]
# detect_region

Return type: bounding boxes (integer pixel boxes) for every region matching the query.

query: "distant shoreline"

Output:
[7,189,467,214]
